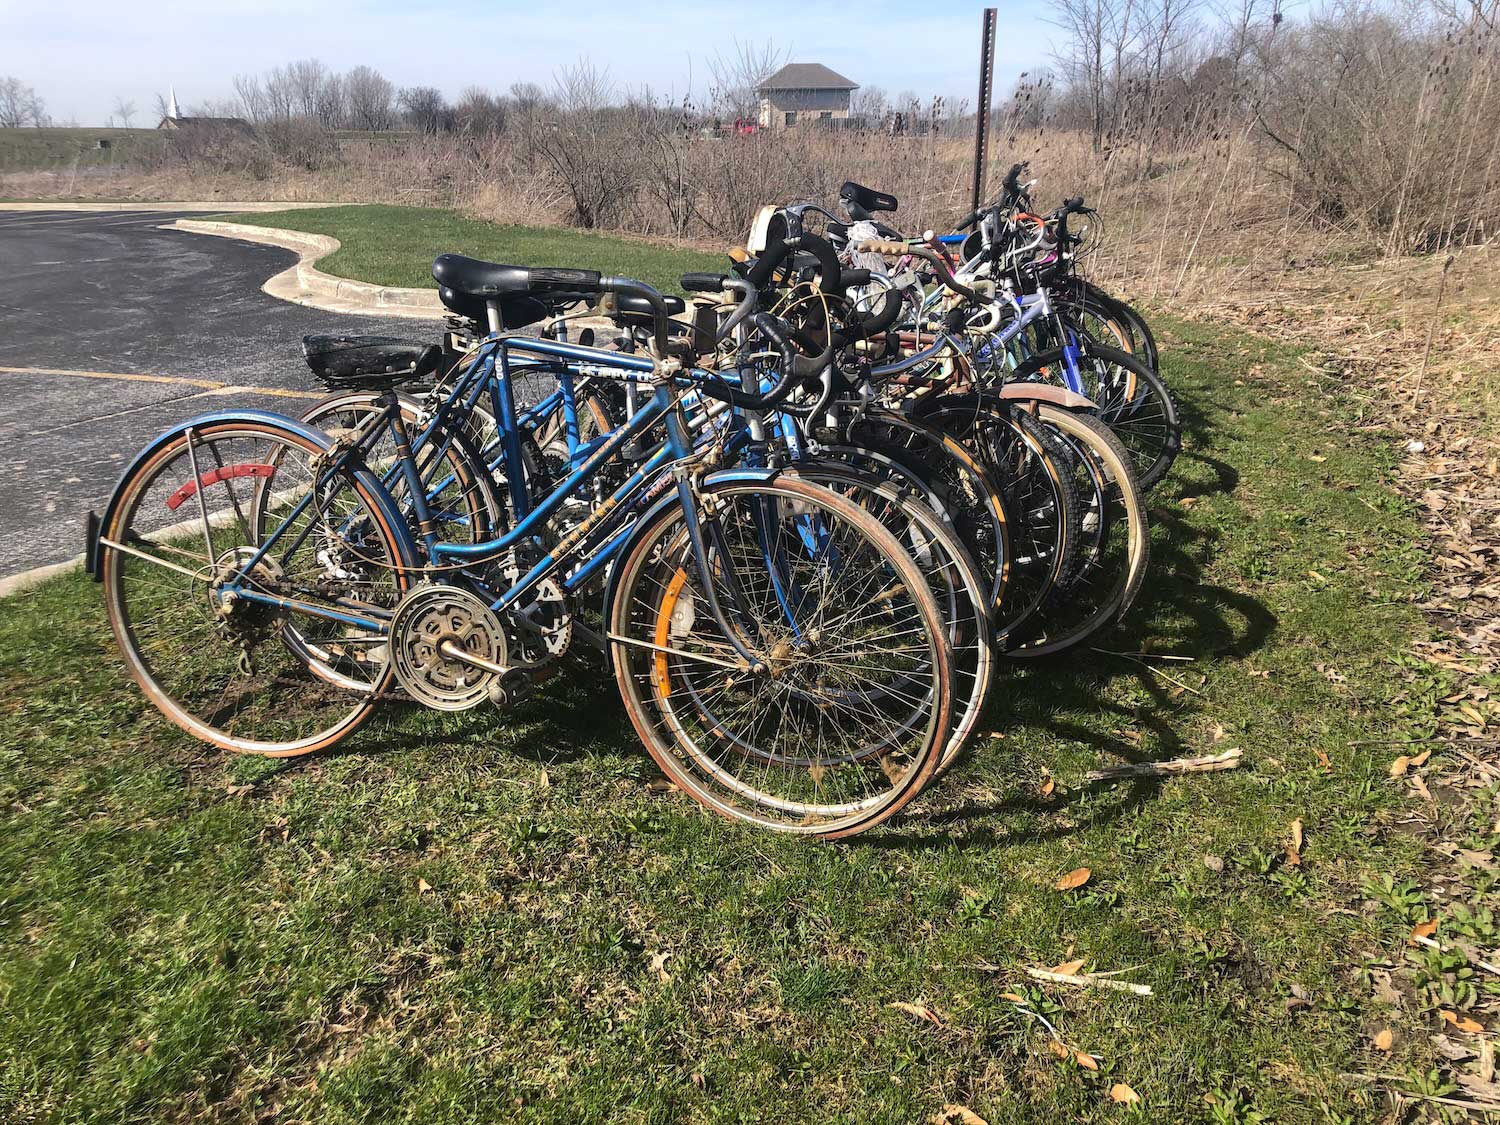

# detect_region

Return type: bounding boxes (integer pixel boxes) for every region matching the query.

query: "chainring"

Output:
[389,583,509,711]
[510,577,572,667]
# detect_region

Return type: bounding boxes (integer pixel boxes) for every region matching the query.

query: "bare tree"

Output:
[286,59,329,120]
[509,81,550,113]
[263,66,296,121]
[553,58,613,113]
[0,77,46,127]
[314,72,346,129]
[399,86,451,133]
[1050,0,1111,148]
[705,38,785,119]
[850,84,889,126]
[153,91,171,123]
[454,86,508,135]
[111,97,137,128]
[233,74,267,122]
[345,65,395,130]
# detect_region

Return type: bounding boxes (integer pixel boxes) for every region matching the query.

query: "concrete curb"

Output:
[0,201,338,213]
[166,219,443,319]
[0,555,84,599]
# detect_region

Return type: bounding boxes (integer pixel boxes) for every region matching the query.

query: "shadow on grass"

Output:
[229,382,1277,849]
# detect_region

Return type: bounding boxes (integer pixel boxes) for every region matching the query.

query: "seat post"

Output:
[485,299,504,336]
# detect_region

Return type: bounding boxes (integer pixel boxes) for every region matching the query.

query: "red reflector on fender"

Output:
[165,463,276,510]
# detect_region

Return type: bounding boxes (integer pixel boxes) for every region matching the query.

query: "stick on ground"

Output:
[1085,748,1243,782]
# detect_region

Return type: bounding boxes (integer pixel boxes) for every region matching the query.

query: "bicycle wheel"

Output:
[301,390,505,542]
[785,462,994,775]
[100,420,411,755]
[610,476,953,836]
[909,397,1080,645]
[1006,344,1181,490]
[1006,407,1150,658]
[854,410,1012,616]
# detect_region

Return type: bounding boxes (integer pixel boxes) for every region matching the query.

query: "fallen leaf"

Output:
[888,1001,944,1029]
[1210,720,1227,743]
[416,878,433,895]
[1373,1027,1394,1052]
[1441,1010,1485,1034]
[1110,1082,1142,1104]
[1316,750,1332,772]
[536,769,551,790]
[646,777,679,794]
[1040,777,1056,797]
[1411,775,1433,802]
[1390,755,1413,778]
[225,784,254,798]
[933,1106,988,1125]
[1308,569,1328,582]
[647,950,673,982]
[1409,750,1432,768]
[1461,704,1487,726]
[1000,992,1024,1003]
[1433,1033,1475,1062]
[1307,454,1327,462]
[1286,818,1304,866]
[989,731,1005,740]
[1410,919,1439,943]
[1075,1051,1099,1070]
[1051,959,1086,976]
[1056,867,1092,891]
[1047,1039,1070,1060]
[1204,855,1225,873]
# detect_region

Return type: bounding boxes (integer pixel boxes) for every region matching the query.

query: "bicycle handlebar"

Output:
[854,240,986,305]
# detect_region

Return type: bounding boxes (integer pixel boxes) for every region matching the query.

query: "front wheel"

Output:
[609,476,953,837]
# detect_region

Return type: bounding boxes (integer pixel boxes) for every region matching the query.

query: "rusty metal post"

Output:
[971,7,998,214]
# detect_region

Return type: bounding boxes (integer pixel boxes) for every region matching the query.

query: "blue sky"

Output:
[0,0,1055,126]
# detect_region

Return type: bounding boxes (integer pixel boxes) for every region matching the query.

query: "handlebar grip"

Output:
[751,312,792,352]
[853,239,909,257]
[1064,196,1085,213]
[955,209,982,230]
[680,272,730,293]
[529,267,602,292]
[840,268,873,287]
[1003,162,1025,189]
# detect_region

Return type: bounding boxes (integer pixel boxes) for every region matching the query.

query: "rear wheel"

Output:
[100,421,410,755]
[1006,344,1181,490]
[1006,407,1150,657]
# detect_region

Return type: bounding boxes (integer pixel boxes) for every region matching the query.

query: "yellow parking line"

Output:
[0,364,224,390]
[196,385,323,400]
[0,365,322,400]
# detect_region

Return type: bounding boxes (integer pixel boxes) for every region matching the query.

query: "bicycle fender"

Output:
[597,465,783,667]
[996,383,1097,410]
[86,408,421,581]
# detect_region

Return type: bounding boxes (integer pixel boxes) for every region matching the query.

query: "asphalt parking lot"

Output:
[0,210,440,580]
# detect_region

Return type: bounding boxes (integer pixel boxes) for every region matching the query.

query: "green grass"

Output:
[0,127,156,173]
[221,205,723,295]
[0,317,1449,1122]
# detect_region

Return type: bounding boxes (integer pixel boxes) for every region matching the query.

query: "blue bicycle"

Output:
[89,251,957,837]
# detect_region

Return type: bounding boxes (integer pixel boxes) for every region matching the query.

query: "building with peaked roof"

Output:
[756,63,858,129]
[155,85,251,132]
